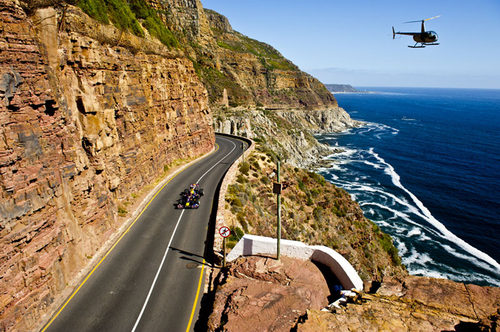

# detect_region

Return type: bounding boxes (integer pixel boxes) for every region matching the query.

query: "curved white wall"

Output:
[226,234,363,291]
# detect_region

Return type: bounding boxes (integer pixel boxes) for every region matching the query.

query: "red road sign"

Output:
[219,226,231,238]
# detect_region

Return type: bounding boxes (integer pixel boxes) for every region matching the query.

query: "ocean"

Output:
[317,87,500,287]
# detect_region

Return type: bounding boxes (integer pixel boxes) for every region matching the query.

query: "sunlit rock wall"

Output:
[0,2,214,330]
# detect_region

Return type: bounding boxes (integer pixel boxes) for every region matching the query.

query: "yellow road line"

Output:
[186,259,206,332]
[41,143,220,332]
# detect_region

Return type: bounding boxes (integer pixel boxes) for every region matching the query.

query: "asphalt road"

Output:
[43,135,244,332]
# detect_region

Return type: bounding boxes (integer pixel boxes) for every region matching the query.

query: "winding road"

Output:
[43,135,244,332]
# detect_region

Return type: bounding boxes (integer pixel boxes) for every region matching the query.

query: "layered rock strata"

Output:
[0,2,213,330]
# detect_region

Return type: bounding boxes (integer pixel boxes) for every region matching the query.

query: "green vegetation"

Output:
[128,0,179,48]
[238,162,250,176]
[77,0,109,24]
[117,205,127,216]
[77,0,143,36]
[378,232,402,265]
[216,33,297,71]
[195,64,248,106]
[226,226,244,249]
[75,0,178,48]
[223,147,406,281]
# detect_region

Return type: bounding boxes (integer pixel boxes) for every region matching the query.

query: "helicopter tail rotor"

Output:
[392,26,395,39]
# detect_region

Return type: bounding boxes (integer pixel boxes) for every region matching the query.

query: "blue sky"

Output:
[201,0,500,89]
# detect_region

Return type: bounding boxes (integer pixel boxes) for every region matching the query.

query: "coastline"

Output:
[214,103,500,287]
[208,111,500,331]
[319,88,500,287]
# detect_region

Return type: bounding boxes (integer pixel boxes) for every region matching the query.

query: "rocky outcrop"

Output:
[208,256,331,331]
[214,107,360,168]
[220,148,406,282]
[207,258,500,332]
[297,276,500,331]
[0,2,213,330]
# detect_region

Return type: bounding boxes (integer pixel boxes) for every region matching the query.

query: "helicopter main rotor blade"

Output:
[404,15,440,24]
[424,15,441,21]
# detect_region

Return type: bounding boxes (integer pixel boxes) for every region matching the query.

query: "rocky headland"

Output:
[325,83,359,93]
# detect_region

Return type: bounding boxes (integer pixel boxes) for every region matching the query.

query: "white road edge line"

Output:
[197,138,236,183]
[131,137,238,332]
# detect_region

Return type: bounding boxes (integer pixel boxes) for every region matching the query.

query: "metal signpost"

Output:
[219,226,231,267]
[273,159,282,260]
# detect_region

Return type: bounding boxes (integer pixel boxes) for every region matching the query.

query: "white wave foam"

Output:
[394,239,408,255]
[407,228,421,237]
[409,268,448,280]
[408,267,500,287]
[369,148,500,272]
[439,244,499,275]
[363,160,384,169]
[404,248,434,265]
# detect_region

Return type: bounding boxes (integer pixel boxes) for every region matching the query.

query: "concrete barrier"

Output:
[226,234,364,291]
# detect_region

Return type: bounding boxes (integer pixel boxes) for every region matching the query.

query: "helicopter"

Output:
[392,15,440,48]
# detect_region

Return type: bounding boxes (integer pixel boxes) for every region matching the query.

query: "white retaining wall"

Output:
[227,234,364,291]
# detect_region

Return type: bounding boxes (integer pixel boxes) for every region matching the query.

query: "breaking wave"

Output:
[317,122,500,287]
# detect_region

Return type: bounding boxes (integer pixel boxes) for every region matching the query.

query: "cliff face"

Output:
[0,1,213,330]
[147,0,337,109]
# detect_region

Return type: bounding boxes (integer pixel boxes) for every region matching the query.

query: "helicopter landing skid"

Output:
[408,42,440,48]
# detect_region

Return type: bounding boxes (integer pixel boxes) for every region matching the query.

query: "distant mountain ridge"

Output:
[325,84,359,93]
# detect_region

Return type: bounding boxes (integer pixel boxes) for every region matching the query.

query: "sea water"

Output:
[317,87,500,286]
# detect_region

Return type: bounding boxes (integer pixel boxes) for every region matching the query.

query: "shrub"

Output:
[308,171,326,186]
[227,226,245,249]
[310,188,320,198]
[251,160,261,171]
[236,174,247,184]
[379,233,402,265]
[117,205,127,216]
[237,212,249,232]
[239,162,250,175]
[306,194,313,206]
[313,206,323,221]
[297,179,306,192]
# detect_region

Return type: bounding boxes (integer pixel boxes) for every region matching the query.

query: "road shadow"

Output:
[194,163,228,331]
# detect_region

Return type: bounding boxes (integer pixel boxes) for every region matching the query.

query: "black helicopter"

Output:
[392,15,440,48]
